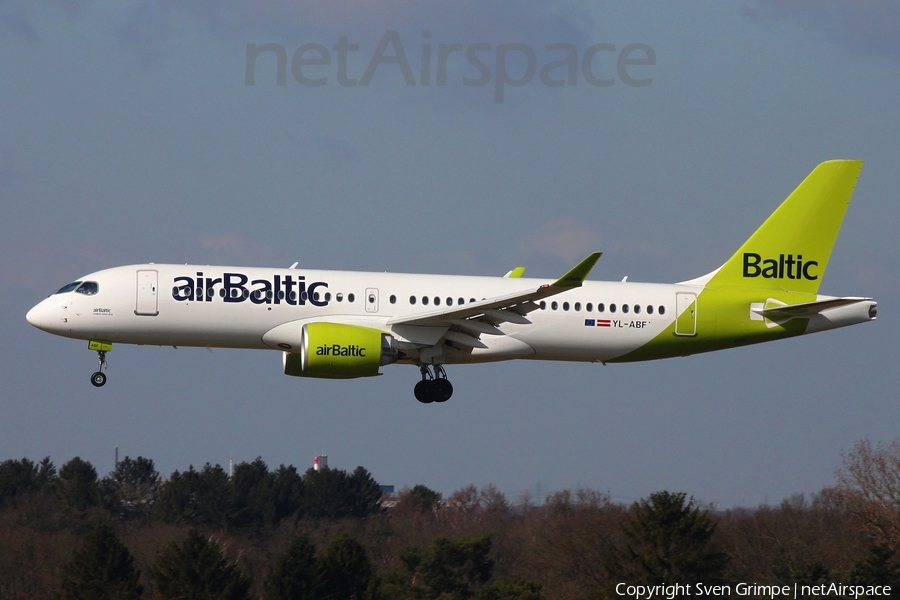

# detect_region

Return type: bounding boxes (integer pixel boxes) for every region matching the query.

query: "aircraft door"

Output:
[135,270,159,316]
[365,288,379,313]
[674,292,697,336]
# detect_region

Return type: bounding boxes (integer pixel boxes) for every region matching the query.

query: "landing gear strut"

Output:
[91,351,108,387]
[414,365,453,404]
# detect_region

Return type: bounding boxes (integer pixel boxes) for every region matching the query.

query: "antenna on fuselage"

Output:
[289,262,298,269]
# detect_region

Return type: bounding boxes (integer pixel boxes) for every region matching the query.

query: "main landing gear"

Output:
[414,365,453,404]
[91,350,108,387]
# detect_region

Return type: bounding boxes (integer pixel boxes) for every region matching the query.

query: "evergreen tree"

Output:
[156,463,231,527]
[230,457,274,528]
[316,533,375,600]
[271,464,304,523]
[263,534,318,600]
[302,466,383,521]
[385,535,494,599]
[347,466,383,519]
[0,457,56,506]
[56,523,143,600]
[396,484,442,515]
[149,529,252,600]
[101,456,160,521]
[848,544,900,589]
[59,457,99,511]
[474,576,546,600]
[613,490,728,584]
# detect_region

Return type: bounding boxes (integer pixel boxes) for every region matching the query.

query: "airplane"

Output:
[26,160,876,403]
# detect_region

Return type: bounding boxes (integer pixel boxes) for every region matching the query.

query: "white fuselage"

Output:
[26,264,685,364]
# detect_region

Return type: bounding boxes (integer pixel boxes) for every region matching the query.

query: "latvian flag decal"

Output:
[584,319,611,327]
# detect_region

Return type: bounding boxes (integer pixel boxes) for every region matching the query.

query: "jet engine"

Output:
[283,322,398,379]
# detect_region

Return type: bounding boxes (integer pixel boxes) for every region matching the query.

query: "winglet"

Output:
[504,266,526,278]
[551,252,602,288]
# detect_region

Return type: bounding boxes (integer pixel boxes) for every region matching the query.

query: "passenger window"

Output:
[75,282,99,295]
[446,297,453,306]
[336,292,343,302]
[598,303,605,313]
[539,301,546,310]
[410,296,416,305]
[348,293,355,302]
[622,304,629,314]
[324,292,331,301]
[563,302,570,311]
[647,305,653,315]
[458,298,465,305]
[423,297,429,306]
[434,297,441,306]
[390,295,397,304]
[55,282,82,294]
[574,302,581,312]
[586,303,593,312]
[634,305,641,314]
[551,301,558,310]
[658,305,665,315]
[610,303,617,313]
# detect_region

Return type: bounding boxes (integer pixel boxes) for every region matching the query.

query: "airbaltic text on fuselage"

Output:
[171,272,330,306]
[742,253,818,280]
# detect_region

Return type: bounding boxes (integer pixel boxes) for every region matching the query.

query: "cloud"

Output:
[531,217,601,264]
[0,0,87,41]
[743,0,900,60]
[199,234,274,264]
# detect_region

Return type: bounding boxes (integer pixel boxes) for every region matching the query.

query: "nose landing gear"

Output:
[88,340,112,387]
[414,365,453,404]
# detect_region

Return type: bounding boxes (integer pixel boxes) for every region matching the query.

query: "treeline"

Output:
[1,440,900,599]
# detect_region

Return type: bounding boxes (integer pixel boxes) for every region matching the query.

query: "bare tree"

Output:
[833,438,900,551]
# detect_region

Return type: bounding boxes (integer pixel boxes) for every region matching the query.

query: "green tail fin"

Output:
[707,159,863,294]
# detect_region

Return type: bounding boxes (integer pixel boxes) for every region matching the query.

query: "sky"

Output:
[2,0,899,508]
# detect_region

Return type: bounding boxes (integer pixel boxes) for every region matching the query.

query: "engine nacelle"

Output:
[283,322,398,379]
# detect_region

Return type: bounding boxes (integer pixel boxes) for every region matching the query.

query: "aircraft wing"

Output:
[386,253,601,334]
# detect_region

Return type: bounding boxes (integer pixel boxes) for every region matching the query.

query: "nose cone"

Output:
[26,300,55,332]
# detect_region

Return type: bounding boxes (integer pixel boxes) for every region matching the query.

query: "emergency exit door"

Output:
[674,292,697,337]
[135,270,159,316]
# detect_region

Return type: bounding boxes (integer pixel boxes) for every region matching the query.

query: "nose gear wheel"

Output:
[91,351,108,387]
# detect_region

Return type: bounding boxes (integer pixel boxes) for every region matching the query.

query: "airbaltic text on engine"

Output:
[742,253,818,280]
[171,272,329,306]
[317,344,367,357]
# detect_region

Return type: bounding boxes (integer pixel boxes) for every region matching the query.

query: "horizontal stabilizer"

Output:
[753,297,873,320]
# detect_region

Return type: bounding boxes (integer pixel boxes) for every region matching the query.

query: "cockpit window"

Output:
[54,282,82,295]
[76,281,99,295]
